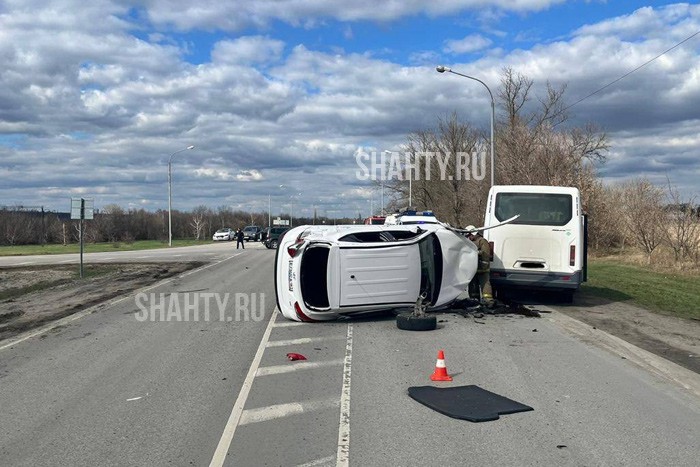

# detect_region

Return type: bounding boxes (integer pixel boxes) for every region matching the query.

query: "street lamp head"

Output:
[436,65,450,73]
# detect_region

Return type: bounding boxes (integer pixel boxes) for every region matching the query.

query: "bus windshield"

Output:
[495,193,573,226]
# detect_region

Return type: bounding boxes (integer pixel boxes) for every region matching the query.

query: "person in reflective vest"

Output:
[465,225,494,306]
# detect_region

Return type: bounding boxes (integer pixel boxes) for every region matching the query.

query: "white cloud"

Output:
[444,34,493,54]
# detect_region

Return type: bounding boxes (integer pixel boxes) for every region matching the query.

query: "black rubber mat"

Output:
[408,385,533,422]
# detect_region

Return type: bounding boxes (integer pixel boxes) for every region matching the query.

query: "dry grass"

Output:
[590,245,700,276]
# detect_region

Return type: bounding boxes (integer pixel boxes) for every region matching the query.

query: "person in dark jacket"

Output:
[465,225,493,306]
[235,228,245,249]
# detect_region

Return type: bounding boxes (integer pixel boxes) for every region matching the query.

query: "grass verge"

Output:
[0,239,212,256]
[0,264,117,301]
[582,259,700,320]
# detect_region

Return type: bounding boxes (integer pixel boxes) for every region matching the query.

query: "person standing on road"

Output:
[236,228,245,249]
[465,225,493,306]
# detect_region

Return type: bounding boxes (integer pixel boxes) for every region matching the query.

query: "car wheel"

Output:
[396,312,436,331]
[270,239,278,249]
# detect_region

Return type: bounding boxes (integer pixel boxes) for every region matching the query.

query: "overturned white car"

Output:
[274,223,478,322]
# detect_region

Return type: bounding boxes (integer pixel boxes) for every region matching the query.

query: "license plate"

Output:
[288,260,294,292]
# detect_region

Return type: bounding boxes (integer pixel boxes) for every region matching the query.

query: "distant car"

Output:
[212,228,235,241]
[264,227,290,249]
[364,216,386,225]
[242,225,262,241]
[275,223,478,322]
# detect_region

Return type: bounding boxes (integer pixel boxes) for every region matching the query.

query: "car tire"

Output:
[396,312,436,331]
[270,239,278,249]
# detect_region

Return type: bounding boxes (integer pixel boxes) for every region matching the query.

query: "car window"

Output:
[339,230,422,243]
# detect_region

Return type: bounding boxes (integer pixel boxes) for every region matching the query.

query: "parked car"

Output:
[242,225,263,241]
[212,228,235,241]
[264,227,290,249]
[274,223,478,322]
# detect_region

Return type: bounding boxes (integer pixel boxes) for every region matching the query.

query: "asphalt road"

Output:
[0,240,266,267]
[1,247,699,466]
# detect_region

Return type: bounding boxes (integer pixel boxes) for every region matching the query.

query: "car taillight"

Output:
[488,241,494,262]
[570,245,576,266]
[294,302,316,322]
[287,240,304,258]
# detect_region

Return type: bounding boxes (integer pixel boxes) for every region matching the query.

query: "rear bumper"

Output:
[490,269,582,290]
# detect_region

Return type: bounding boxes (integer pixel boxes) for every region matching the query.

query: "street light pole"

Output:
[436,66,495,187]
[168,145,195,247]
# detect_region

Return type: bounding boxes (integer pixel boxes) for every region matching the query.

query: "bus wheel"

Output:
[559,290,575,304]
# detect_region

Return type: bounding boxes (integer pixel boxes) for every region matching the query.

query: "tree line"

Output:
[0,205,352,246]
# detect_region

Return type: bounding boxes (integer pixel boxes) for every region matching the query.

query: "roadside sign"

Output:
[71,198,94,220]
[70,197,94,279]
[273,218,290,226]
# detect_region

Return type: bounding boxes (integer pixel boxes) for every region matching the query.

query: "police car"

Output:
[384,209,441,225]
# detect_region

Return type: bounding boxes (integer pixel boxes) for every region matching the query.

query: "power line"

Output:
[563,29,700,112]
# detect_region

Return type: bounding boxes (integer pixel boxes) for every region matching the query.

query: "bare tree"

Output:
[621,178,666,264]
[496,68,608,203]
[664,180,700,268]
[190,206,210,240]
[586,181,627,251]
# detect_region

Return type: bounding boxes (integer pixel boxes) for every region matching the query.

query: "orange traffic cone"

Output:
[430,350,453,381]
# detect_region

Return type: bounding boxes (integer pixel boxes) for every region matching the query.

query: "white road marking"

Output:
[256,359,344,377]
[239,398,339,426]
[179,252,243,278]
[336,324,353,467]
[15,262,33,266]
[208,311,277,467]
[266,336,343,347]
[273,320,305,328]
[126,397,142,401]
[296,455,336,467]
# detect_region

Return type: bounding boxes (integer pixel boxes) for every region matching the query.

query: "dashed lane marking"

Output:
[256,359,344,377]
[336,324,353,467]
[266,336,344,347]
[272,320,305,327]
[296,455,335,467]
[239,398,340,426]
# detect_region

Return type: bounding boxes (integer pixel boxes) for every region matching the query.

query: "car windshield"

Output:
[243,227,256,232]
[417,233,443,305]
[216,229,229,233]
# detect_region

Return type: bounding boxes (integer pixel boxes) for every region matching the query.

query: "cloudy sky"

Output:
[1,0,699,218]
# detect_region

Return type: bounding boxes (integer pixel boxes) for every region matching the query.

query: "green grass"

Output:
[0,239,211,256]
[582,259,700,320]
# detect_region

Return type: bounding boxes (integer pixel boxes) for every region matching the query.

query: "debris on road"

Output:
[286,352,307,361]
[449,297,544,319]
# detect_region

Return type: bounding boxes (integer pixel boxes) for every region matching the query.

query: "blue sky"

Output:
[1,1,699,217]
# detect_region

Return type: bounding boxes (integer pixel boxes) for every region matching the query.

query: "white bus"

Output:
[482,185,587,301]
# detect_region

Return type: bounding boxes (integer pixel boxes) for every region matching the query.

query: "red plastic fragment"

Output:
[286,352,307,361]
